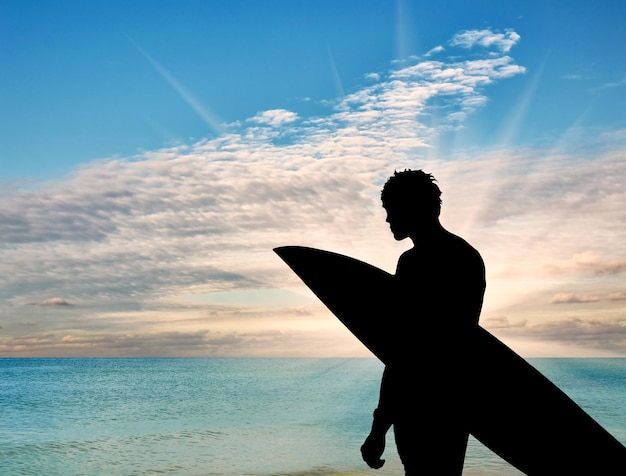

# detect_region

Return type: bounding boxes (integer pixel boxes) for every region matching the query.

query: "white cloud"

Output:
[450,29,521,53]
[425,45,445,57]
[1,28,625,357]
[248,109,299,127]
[40,297,73,306]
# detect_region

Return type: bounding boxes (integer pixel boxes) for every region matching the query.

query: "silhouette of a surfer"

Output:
[275,170,626,474]
[360,169,486,475]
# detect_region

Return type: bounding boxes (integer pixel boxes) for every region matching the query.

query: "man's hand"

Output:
[360,431,386,469]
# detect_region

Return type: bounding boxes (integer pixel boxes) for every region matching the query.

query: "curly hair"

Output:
[381,169,442,217]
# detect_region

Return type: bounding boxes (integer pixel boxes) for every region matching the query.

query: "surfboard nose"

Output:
[273,246,291,259]
[274,246,306,257]
[274,246,315,266]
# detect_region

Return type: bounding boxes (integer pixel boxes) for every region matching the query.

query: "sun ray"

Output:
[129,38,224,136]
[457,55,547,237]
[394,0,415,62]
[499,55,547,146]
[327,45,345,99]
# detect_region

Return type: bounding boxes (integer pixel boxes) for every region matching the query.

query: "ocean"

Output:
[1,358,624,475]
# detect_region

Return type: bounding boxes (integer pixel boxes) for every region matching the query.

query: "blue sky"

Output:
[1,0,626,357]
[4,0,625,179]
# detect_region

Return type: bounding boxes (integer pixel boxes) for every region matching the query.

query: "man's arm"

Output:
[361,408,391,469]
[361,367,394,469]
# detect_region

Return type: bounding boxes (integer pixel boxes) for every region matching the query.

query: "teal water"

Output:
[1,358,624,475]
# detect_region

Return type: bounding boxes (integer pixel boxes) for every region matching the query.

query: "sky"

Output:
[1,0,625,358]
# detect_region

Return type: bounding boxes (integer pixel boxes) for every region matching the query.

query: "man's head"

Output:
[381,169,442,240]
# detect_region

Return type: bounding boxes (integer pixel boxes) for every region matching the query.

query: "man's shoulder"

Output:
[397,232,484,269]
[446,233,485,270]
[446,231,483,258]
[397,247,420,266]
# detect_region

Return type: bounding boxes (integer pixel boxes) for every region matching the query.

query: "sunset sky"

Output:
[1,0,625,357]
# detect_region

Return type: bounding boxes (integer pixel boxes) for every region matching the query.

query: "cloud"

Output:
[425,45,445,57]
[0,334,71,357]
[484,316,626,354]
[592,76,626,92]
[1,28,625,357]
[450,29,521,53]
[0,331,212,357]
[550,291,626,304]
[248,109,299,127]
[29,297,73,306]
[548,252,626,277]
[608,292,626,301]
[550,293,600,304]
[482,315,527,329]
[0,322,368,357]
[563,73,584,80]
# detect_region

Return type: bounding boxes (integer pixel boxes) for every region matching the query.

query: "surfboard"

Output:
[274,245,626,475]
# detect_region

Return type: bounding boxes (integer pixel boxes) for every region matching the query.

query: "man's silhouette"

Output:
[360,169,486,475]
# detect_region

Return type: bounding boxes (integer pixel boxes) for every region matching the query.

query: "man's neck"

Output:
[409,220,446,246]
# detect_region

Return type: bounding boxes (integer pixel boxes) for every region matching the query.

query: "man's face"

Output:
[383,201,415,241]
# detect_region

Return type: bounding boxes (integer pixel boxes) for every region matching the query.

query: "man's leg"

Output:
[394,419,469,476]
